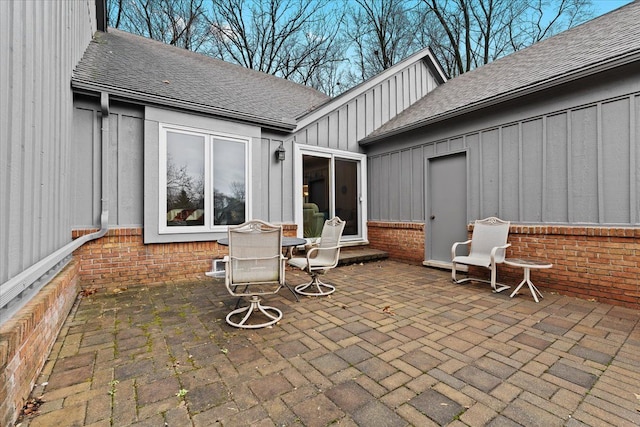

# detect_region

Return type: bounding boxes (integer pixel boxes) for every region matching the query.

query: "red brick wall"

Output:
[500,225,640,309]
[72,225,298,290]
[368,221,425,264]
[0,260,80,427]
[367,221,640,309]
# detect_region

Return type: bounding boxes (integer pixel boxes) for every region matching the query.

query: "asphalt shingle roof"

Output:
[362,1,640,143]
[72,28,330,130]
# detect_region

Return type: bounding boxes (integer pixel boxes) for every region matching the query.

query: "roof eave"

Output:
[360,50,640,146]
[71,79,298,132]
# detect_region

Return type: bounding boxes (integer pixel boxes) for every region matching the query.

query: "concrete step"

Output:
[338,246,388,265]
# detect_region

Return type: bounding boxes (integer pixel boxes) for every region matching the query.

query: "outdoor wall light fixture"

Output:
[276,143,286,161]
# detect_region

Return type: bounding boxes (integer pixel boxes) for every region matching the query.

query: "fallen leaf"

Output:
[80,288,97,297]
[382,306,396,316]
[19,397,45,418]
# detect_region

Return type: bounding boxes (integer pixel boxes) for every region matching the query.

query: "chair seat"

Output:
[452,255,492,268]
[288,257,331,270]
[451,217,511,293]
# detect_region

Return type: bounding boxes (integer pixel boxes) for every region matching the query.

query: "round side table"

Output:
[504,258,552,303]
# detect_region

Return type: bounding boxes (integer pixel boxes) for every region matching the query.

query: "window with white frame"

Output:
[159,124,248,233]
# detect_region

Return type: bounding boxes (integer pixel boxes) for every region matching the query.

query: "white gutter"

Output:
[0,92,110,316]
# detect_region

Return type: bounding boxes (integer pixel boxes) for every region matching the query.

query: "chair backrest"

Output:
[315,217,345,265]
[228,220,283,284]
[469,217,510,262]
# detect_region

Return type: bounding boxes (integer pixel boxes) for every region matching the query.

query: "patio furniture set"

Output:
[208,216,550,329]
[452,216,552,303]
[206,217,345,329]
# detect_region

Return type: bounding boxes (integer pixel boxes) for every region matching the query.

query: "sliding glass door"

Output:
[297,147,366,241]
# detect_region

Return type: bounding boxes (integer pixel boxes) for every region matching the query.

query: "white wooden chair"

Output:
[451,217,511,293]
[222,220,285,328]
[288,217,345,296]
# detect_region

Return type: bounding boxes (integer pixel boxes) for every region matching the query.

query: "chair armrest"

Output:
[451,239,472,260]
[489,243,511,264]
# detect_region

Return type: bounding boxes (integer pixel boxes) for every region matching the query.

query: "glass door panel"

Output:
[302,155,330,238]
[302,154,360,239]
[335,159,359,236]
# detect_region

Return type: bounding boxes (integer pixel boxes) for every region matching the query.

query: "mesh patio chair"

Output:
[288,217,345,296]
[451,217,511,293]
[222,220,285,328]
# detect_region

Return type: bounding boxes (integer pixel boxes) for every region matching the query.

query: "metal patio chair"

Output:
[451,217,511,293]
[222,220,285,328]
[288,217,345,296]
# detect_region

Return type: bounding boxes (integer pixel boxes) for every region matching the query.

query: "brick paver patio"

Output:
[18,260,640,426]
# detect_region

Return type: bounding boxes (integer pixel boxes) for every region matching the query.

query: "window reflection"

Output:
[166,131,205,227]
[213,138,245,225]
[163,129,247,230]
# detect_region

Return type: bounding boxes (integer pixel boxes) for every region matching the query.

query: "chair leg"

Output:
[452,262,472,285]
[294,274,335,296]
[226,295,283,329]
[490,265,510,293]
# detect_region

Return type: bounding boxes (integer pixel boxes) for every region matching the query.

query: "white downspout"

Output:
[0,92,110,314]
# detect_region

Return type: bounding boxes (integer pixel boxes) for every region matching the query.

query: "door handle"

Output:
[430,215,435,220]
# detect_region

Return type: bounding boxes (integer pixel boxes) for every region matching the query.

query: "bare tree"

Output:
[343,0,420,85]
[206,0,347,88]
[417,0,594,77]
[107,0,596,93]
[107,0,211,52]
[511,0,593,49]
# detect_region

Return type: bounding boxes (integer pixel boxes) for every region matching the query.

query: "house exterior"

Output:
[0,2,444,424]
[1,0,639,424]
[361,2,640,308]
[67,27,444,288]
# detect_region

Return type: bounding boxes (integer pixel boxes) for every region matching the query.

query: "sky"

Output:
[592,0,634,15]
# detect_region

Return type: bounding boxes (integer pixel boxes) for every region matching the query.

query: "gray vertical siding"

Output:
[0,1,96,285]
[72,99,145,228]
[258,134,295,224]
[367,90,640,226]
[295,60,439,152]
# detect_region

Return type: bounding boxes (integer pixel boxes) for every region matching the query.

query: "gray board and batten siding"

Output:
[72,97,145,229]
[366,62,640,226]
[293,56,443,152]
[0,1,97,313]
[71,100,295,243]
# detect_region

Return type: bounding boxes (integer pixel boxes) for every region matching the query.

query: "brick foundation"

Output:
[0,260,80,427]
[367,221,425,264]
[367,220,640,309]
[500,224,640,309]
[72,225,298,291]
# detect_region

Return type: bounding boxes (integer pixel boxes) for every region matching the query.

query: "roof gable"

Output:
[72,28,330,131]
[362,1,640,144]
[295,46,447,130]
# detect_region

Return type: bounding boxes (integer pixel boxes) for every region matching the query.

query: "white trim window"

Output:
[159,124,249,234]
